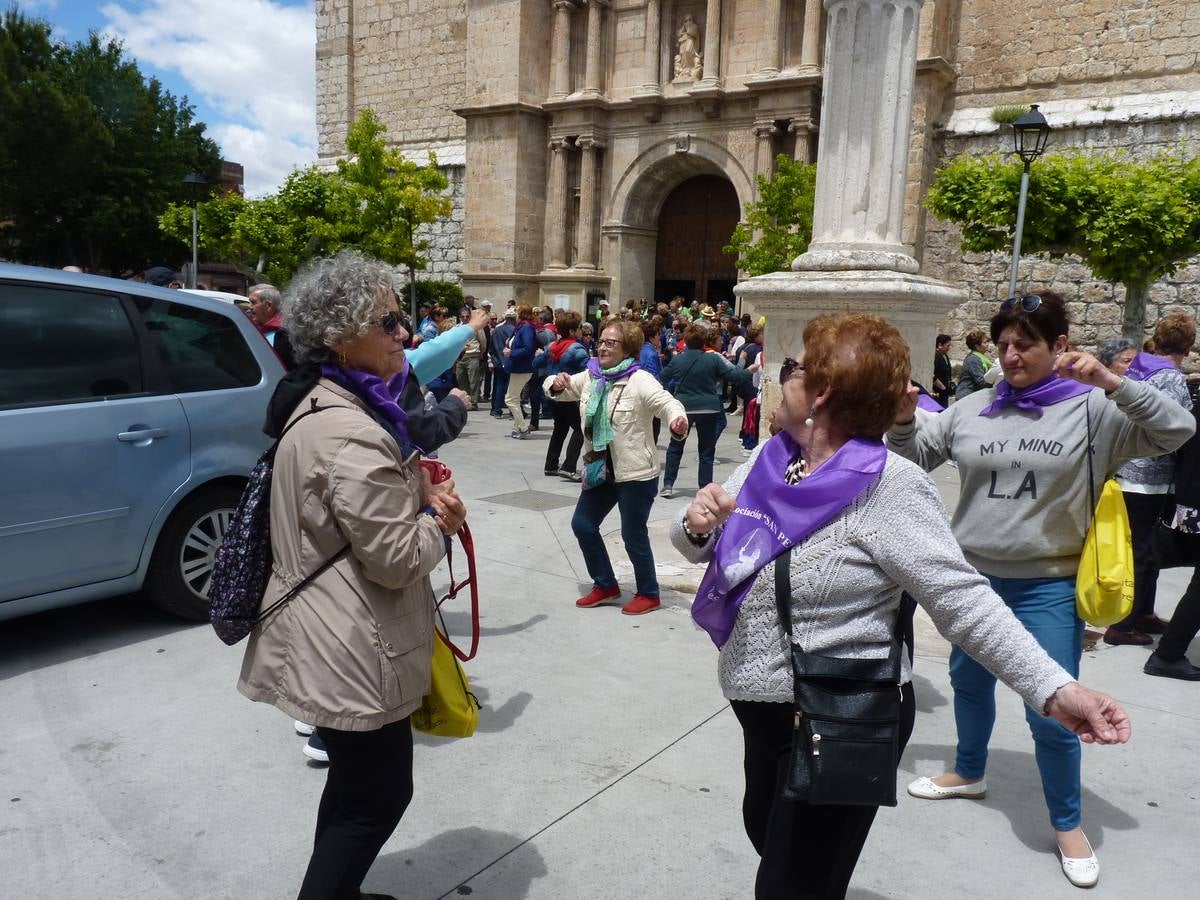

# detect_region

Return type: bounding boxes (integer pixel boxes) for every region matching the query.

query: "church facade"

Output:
[316,0,1200,342]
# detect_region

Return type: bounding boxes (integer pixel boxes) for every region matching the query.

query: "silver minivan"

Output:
[0,264,284,622]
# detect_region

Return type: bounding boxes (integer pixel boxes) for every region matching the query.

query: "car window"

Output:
[0,283,143,408]
[133,297,261,392]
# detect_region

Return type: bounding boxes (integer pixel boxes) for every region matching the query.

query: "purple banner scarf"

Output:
[916,393,944,413]
[692,432,887,648]
[1126,352,1177,382]
[320,360,416,450]
[978,373,1091,418]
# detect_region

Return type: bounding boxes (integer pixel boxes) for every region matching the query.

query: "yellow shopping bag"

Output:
[411,629,480,739]
[1076,478,1134,626]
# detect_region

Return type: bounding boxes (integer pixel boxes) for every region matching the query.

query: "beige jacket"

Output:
[237,380,446,731]
[545,368,685,483]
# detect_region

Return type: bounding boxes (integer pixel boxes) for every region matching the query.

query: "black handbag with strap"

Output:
[774,552,911,807]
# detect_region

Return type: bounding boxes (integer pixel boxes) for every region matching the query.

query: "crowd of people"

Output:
[232,252,1195,900]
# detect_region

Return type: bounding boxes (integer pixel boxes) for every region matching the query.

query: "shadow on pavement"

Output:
[372,826,547,899]
[910,672,949,714]
[899,743,1139,853]
[0,591,197,677]
[413,681,533,747]
[438,611,548,639]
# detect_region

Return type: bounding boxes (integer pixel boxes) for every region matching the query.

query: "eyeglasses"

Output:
[597,338,621,349]
[370,311,403,335]
[1000,295,1043,314]
[779,357,805,384]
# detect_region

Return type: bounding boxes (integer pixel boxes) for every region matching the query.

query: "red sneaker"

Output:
[621,595,661,616]
[576,585,621,608]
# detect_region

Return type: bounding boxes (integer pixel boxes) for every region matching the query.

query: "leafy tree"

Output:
[160,109,452,285]
[0,10,220,272]
[724,155,817,276]
[926,150,1200,338]
[412,279,465,314]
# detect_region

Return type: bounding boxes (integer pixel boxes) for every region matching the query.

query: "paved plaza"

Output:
[3,411,1198,899]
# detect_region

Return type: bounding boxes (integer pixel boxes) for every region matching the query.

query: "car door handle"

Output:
[117,427,169,442]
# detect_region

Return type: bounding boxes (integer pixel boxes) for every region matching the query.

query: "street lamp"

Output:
[182,171,208,289]
[1007,104,1051,297]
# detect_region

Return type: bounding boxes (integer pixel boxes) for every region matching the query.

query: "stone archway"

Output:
[602,135,754,304]
[654,175,740,306]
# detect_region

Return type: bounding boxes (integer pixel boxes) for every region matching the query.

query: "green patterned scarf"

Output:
[585,358,637,451]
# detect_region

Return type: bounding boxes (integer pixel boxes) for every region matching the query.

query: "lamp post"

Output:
[182,171,208,289]
[1007,104,1051,297]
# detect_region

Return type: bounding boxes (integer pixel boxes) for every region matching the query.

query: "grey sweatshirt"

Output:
[888,377,1195,579]
[670,453,1073,710]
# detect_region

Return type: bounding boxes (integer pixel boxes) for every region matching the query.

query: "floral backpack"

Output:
[208,400,346,645]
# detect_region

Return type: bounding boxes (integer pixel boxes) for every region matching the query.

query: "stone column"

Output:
[754,123,778,183]
[550,0,574,99]
[795,0,924,274]
[698,0,722,87]
[636,0,662,95]
[545,140,569,269]
[800,0,823,72]
[789,119,812,162]
[582,0,606,98]
[576,138,602,268]
[759,0,782,76]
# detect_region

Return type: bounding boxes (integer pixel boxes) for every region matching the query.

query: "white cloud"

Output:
[100,0,316,196]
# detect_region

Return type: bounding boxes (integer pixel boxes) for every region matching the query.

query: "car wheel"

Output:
[145,485,243,621]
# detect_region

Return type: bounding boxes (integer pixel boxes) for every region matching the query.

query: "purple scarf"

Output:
[320,360,416,450]
[1126,352,1177,382]
[916,393,944,413]
[586,357,642,381]
[978,373,1091,418]
[692,432,888,648]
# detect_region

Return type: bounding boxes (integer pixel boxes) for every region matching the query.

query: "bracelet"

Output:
[682,517,713,545]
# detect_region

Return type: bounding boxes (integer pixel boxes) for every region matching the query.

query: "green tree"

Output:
[926,150,1200,338]
[160,109,452,284]
[724,155,817,276]
[0,10,220,272]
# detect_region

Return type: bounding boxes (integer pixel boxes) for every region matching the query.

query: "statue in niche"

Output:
[673,13,703,82]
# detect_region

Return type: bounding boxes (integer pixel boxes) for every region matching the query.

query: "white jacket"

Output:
[545,369,685,483]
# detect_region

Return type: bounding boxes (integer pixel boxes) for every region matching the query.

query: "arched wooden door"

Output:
[654,175,740,306]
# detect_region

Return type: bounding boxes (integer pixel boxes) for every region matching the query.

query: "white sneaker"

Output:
[302,735,329,764]
[660,487,675,499]
[1058,834,1099,888]
[294,720,315,737]
[906,775,987,800]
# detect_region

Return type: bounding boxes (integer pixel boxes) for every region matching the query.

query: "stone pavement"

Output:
[3,407,1198,899]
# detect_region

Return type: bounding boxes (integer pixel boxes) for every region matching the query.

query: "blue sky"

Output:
[17,0,317,196]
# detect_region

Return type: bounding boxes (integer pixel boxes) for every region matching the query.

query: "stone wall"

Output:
[414,165,465,283]
[923,116,1200,355]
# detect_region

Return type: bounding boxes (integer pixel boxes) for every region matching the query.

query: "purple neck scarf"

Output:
[586,357,642,381]
[978,373,1091,418]
[916,393,944,413]
[1126,352,1177,382]
[692,432,888,648]
[320,360,416,451]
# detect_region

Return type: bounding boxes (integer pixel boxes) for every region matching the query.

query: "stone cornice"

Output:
[453,101,550,120]
[915,56,956,87]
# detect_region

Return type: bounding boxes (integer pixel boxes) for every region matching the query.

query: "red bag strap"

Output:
[419,459,480,662]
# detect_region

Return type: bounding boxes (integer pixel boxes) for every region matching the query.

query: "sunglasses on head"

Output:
[1000,294,1042,314]
[371,311,402,335]
[779,357,805,384]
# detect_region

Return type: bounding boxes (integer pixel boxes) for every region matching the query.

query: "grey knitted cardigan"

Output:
[670,451,1072,711]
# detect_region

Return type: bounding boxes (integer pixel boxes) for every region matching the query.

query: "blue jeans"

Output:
[571,476,660,598]
[490,369,510,415]
[949,574,1083,831]
[662,412,719,489]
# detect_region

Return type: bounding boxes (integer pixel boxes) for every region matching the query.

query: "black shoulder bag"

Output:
[774,552,910,807]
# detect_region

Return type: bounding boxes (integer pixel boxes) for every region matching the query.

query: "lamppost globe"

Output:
[1006,105,1052,297]
[182,171,208,289]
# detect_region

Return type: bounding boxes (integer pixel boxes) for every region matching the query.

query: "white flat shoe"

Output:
[1058,836,1099,888]
[906,775,987,800]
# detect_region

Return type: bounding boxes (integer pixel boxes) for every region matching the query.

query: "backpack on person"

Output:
[209,400,347,645]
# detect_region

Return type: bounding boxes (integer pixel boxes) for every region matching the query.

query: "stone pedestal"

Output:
[734,0,965,419]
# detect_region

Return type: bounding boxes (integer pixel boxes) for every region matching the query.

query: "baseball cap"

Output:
[481,299,492,308]
[504,308,517,318]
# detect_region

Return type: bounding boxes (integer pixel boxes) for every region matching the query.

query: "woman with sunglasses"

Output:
[241,250,469,900]
[672,312,1131,899]
[889,291,1193,888]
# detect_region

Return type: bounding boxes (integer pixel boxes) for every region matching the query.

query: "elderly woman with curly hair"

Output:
[673,313,1132,898]
[547,317,688,615]
[239,250,466,900]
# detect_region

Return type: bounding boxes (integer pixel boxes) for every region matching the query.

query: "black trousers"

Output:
[731,683,916,900]
[298,718,414,900]
[1114,491,1169,630]
[545,400,584,473]
[1160,566,1200,661]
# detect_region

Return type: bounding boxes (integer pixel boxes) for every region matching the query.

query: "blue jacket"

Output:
[638,341,663,378]
[537,340,590,377]
[505,321,538,373]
